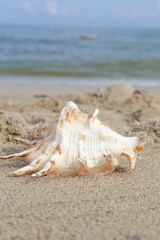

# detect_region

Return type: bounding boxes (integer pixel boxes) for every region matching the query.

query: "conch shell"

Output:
[0,101,145,177]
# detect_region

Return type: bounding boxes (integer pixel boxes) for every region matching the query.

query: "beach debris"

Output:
[34,94,49,98]
[81,34,98,39]
[0,100,18,111]
[0,101,145,177]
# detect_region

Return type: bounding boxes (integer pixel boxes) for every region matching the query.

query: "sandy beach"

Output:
[0,81,159,240]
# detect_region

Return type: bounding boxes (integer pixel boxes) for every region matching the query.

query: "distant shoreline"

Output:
[0,75,160,92]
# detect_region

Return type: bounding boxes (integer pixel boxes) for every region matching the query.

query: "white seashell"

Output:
[0,101,145,177]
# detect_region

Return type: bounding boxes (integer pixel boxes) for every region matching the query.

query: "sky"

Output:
[0,0,160,27]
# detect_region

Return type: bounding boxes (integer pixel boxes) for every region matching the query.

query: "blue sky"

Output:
[0,0,160,27]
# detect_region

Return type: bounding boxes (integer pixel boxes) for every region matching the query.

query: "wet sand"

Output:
[0,81,159,240]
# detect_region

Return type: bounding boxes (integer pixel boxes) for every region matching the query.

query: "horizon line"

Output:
[0,22,160,30]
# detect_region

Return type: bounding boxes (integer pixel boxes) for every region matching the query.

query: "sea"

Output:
[0,25,160,88]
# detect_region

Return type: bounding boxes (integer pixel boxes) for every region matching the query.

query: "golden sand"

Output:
[0,82,159,240]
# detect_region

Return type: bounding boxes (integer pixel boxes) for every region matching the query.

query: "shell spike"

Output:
[9,137,37,147]
[89,108,99,119]
[131,137,146,169]
[137,137,146,150]
[0,150,31,161]
[60,101,78,116]
[86,108,99,127]
[121,137,146,169]
[129,155,137,170]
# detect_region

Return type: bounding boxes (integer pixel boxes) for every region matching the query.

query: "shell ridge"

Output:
[67,122,79,167]
[94,129,101,164]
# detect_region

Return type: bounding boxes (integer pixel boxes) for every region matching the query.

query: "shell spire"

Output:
[0,101,145,177]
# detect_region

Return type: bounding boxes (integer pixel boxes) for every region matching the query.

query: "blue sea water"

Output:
[0,25,160,86]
